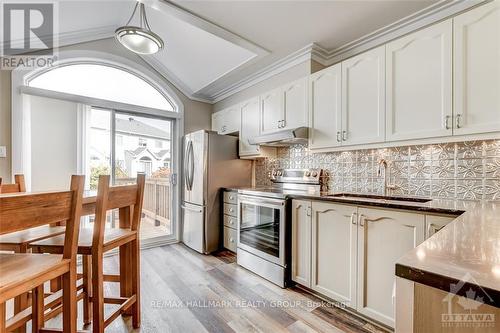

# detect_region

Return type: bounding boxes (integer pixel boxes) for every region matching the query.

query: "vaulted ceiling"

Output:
[8,0,441,103]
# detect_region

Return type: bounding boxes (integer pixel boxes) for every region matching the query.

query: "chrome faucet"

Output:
[377,158,398,196]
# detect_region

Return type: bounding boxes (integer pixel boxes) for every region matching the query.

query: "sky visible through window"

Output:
[29,64,174,111]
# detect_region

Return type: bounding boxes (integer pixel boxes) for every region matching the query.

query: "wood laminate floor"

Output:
[45,244,391,333]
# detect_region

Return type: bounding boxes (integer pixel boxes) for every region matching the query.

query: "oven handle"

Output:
[237,195,285,208]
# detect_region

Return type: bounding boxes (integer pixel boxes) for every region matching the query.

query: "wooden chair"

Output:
[0,175,84,333]
[0,175,26,194]
[0,174,67,332]
[30,174,145,333]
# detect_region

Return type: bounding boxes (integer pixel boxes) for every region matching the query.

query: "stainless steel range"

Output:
[236,168,326,287]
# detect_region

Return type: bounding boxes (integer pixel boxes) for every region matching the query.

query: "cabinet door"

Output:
[311,202,357,308]
[211,111,223,133]
[260,88,283,135]
[239,97,261,156]
[454,1,500,135]
[283,77,308,130]
[357,207,424,327]
[342,46,385,145]
[425,214,455,239]
[386,20,453,141]
[309,64,342,150]
[224,106,241,134]
[291,200,312,287]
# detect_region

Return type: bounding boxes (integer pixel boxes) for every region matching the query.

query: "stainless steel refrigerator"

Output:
[182,130,252,254]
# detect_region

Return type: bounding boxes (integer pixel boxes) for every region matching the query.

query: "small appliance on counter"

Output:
[236,168,326,287]
[182,130,252,254]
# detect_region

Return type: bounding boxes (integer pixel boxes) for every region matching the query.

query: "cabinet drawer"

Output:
[223,191,238,204]
[223,226,237,252]
[224,203,237,217]
[223,214,237,228]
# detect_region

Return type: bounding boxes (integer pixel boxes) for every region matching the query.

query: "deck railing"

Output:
[116,177,171,227]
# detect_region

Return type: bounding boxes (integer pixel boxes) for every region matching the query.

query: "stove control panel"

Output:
[270,168,324,184]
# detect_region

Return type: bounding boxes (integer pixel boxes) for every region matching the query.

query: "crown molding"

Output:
[210,43,316,103]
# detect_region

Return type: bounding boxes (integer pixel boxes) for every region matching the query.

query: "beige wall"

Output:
[213,59,324,112]
[0,38,212,182]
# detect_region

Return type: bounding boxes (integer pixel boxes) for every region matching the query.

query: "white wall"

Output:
[30,96,78,191]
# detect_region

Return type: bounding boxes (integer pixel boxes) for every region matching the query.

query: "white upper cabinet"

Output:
[309,64,342,150]
[386,20,453,141]
[212,107,240,135]
[453,1,500,135]
[282,77,308,130]
[260,88,283,135]
[239,97,261,156]
[357,207,424,327]
[342,46,386,146]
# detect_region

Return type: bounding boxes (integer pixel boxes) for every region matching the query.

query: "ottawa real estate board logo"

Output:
[1,2,58,69]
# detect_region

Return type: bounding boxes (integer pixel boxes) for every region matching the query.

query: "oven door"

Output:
[237,194,286,267]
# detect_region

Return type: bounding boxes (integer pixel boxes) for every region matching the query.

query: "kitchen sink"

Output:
[328,193,431,203]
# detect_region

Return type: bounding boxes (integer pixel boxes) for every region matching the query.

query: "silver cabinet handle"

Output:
[282,119,286,128]
[336,131,341,142]
[229,195,234,200]
[277,120,282,128]
[456,114,462,128]
[342,130,347,141]
[444,115,451,130]
[359,214,365,227]
[350,212,357,225]
[229,238,235,243]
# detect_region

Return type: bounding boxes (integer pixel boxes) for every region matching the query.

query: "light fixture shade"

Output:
[115,26,164,55]
[115,2,164,55]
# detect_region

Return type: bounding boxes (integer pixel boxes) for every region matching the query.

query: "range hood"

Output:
[248,127,308,147]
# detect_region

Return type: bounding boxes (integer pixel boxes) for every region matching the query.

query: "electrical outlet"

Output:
[0,146,6,158]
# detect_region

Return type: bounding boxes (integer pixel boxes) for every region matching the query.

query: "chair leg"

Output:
[119,243,132,316]
[14,244,28,333]
[82,255,92,326]
[62,267,77,333]
[131,239,141,328]
[31,285,44,333]
[92,252,104,333]
[0,302,6,333]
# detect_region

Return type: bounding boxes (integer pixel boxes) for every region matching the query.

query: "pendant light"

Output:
[115,2,164,55]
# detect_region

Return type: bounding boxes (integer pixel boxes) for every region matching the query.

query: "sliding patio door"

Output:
[85,107,176,244]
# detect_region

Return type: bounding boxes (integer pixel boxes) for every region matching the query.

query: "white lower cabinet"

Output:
[291,200,312,287]
[425,214,455,239]
[356,207,424,327]
[291,200,428,328]
[311,202,357,308]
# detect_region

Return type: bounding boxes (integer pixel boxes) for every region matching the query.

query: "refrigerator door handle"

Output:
[184,141,190,190]
[188,140,195,190]
[181,204,203,213]
[185,140,193,191]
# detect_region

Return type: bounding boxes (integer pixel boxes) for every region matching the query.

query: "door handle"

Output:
[181,205,202,213]
[444,115,451,130]
[350,212,357,225]
[456,114,462,129]
[188,141,195,190]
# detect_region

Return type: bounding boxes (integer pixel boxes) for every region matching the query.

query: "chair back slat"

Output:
[63,175,85,260]
[0,191,73,235]
[91,174,146,248]
[0,174,26,194]
[107,185,139,210]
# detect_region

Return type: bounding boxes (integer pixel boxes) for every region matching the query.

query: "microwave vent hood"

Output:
[248,127,308,147]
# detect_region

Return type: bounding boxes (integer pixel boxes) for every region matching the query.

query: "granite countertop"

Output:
[226,186,500,307]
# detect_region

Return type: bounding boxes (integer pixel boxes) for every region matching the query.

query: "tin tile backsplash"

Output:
[255,140,500,200]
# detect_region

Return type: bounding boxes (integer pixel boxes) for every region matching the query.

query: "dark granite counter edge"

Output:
[396,263,500,308]
[287,194,466,215]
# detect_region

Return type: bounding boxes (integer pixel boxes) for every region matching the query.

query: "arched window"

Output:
[28,63,174,111]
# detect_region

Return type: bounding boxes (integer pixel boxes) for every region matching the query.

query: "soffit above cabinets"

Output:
[7,0,449,103]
